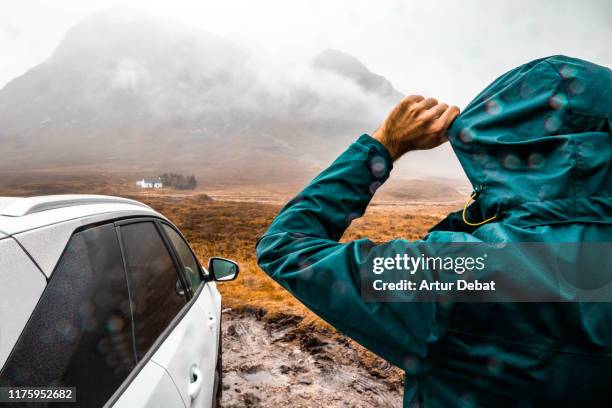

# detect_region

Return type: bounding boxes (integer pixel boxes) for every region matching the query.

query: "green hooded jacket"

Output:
[256,56,612,407]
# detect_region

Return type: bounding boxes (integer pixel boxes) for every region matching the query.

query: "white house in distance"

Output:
[136,177,163,189]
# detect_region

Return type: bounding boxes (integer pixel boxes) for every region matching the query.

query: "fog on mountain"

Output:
[0,11,405,185]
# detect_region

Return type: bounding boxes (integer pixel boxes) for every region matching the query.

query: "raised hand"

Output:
[372,95,460,161]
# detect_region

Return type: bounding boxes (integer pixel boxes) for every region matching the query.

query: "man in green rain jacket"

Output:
[256,56,612,407]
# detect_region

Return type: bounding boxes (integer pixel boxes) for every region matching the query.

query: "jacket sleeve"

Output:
[256,134,440,369]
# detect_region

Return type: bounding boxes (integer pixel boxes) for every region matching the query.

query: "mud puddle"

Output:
[220,309,403,407]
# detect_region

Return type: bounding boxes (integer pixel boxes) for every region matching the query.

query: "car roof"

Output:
[0,195,168,278]
[0,195,161,236]
[0,195,151,217]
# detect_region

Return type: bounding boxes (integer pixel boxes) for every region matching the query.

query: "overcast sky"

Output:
[0,0,610,181]
[1,0,610,102]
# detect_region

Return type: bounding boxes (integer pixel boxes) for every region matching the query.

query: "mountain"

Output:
[0,10,464,199]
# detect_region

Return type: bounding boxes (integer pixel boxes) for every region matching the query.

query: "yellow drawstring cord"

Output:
[462,192,497,226]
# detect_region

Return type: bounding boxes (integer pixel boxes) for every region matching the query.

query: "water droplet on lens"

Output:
[485,99,502,115]
[107,316,125,333]
[544,115,562,132]
[568,79,585,94]
[503,154,520,169]
[560,65,576,79]
[297,255,312,270]
[58,320,78,342]
[528,153,544,169]
[460,128,473,143]
[370,156,387,178]
[403,355,420,374]
[549,93,568,110]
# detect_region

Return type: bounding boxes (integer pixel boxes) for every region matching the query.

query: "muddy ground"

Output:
[219,308,404,408]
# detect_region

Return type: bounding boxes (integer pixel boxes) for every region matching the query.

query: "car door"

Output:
[0,223,168,408]
[108,219,189,408]
[157,222,219,407]
[113,219,217,408]
[111,362,185,408]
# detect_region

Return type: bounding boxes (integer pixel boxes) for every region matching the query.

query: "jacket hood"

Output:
[448,55,611,228]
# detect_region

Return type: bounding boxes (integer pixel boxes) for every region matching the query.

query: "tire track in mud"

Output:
[220,309,403,407]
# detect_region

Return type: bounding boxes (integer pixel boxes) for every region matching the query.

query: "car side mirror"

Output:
[208,257,239,281]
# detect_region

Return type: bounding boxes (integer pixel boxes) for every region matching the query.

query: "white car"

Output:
[0,195,238,407]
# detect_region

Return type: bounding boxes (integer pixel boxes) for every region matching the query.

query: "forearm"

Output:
[261,134,393,242]
[255,136,437,366]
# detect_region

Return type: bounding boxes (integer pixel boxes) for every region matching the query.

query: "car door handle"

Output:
[208,313,215,328]
[188,364,203,401]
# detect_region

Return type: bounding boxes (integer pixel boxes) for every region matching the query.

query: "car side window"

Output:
[161,224,203,292]
[0,224,135,408]
[119,222,187,359]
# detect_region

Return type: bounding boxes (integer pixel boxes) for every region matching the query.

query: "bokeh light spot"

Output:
[106,316,125,333]
[369,156,387,178]
[549,93,568,110]
[459,128,474,143]
[528,153,545,169]
[369,181,382,195]
[544,115,562,132]
[568,79,585,95]
[503,154,520,170]
[485,99,502,115]
[560,65,576,79]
